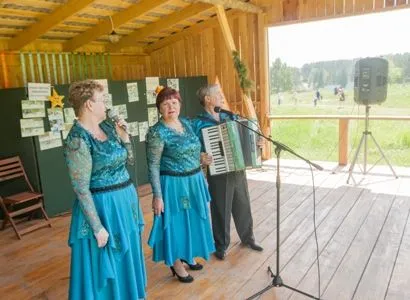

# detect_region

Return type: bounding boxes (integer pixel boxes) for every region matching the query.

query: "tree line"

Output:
[269,52,410,94]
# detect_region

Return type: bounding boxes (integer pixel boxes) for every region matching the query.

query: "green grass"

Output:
[269,84,410,166]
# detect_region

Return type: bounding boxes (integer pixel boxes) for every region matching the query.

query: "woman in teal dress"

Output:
[146,87,215,283]
[64,80,146,299]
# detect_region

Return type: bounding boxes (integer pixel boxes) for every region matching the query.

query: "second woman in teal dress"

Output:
[146,87,215,283]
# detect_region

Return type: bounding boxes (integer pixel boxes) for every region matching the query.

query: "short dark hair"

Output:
[156,87,182,109]
[68,80,104,116]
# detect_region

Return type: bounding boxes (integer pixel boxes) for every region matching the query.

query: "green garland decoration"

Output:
[232,50,254,93]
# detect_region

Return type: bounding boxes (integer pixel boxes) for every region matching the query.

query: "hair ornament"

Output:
[155,85,165,95]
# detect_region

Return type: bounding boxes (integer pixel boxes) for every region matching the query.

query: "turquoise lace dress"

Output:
[146,117,215,265]
[64,120,146,300]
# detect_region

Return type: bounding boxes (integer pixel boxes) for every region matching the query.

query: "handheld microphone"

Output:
[214,106,237,117]
[106,109,129,134]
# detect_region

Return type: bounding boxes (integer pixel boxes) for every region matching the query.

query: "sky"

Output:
[268,8,410,68]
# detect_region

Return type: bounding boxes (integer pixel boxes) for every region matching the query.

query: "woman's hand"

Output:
[152,197,164,216]
[94,227,109,248]
[200,152,213,166]
[115,120,130,143]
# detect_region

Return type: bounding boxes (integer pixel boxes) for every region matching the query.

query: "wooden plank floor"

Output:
[1,159,410,300]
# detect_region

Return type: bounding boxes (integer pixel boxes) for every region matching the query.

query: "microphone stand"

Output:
[232,119,323,300]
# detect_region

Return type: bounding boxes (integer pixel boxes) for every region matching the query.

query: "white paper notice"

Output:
[138,121,149,142]
[167,78,179,91]
[145,77,159,105]
[21,100,46,118]
[47,108,64,133]
[148,107,159,127]
[146,77,159,91]
[146,91,156,105]
[104,93,113,109]
[128,121,139,137]
[20,118,45,137]
[38,132,62,150]
[62,123,73,140]
[63,107,76,124]
[112,104,128,120]
[28,82,51,101]
[127,82,139,102]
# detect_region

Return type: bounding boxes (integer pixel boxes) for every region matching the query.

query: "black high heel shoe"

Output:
[180,259,203,271]
[170,266,194,283]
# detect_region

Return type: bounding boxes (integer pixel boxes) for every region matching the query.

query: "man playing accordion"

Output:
[192,84,263,260]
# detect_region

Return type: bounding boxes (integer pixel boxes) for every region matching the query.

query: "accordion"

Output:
[202,120,262,176]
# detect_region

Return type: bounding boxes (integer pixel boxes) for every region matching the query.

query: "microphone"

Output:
[106,109,129,134]
[214,106,262,134]
[214,106,237,117]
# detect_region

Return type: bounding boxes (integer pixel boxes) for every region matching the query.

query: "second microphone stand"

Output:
[233,119,323,300]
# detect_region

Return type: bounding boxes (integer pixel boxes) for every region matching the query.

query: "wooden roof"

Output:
[0,0,409,54]
[0,0,262,53]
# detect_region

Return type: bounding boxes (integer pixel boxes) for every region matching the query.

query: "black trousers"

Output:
[207,170,255,251]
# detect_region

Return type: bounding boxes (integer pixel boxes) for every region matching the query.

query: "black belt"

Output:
[90,179,133,194]
[160,166,202,177]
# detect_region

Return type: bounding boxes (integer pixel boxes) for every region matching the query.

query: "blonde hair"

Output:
[68,80,104,116]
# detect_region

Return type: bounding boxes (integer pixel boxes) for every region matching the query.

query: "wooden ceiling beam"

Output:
[7,0,95,51]
[64,0,170,52]
[183,0,263,13]
[106,3,211,52]
[144,9,239,54]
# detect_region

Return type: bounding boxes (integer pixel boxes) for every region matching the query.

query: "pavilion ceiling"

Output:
[0,0,231,53]
[0,0,408,54]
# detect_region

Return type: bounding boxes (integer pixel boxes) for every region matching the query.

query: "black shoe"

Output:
[180,259,203,271]
[170,266,194,283]
[245,241,263,252]
[214,249,226,260]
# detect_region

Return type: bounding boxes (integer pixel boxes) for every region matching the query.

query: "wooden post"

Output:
[215,5,257,119]
[339,119,349,165]
[256,12,271,159]
[1,52,9,88]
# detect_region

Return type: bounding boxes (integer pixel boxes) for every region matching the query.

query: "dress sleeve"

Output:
[122,141,135,165]
[64,137,103,234]
[189,117,201,138]
[146,128,164,199]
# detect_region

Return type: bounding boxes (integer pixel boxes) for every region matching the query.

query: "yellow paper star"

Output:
[49,88,64,108]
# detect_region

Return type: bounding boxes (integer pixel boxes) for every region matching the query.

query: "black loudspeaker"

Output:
[354,57,388,105]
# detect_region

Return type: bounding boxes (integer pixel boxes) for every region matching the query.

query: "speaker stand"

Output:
[347,105,398,184]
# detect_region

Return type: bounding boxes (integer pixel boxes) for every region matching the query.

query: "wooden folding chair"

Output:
[0,156,51,239]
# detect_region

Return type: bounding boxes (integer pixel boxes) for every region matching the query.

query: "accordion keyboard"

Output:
[202,124,235,175]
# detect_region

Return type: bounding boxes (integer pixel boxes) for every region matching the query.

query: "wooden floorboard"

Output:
[1,159,410,299]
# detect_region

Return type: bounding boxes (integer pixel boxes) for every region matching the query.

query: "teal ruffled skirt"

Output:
[68,184,146,299]
[148,171,215,265]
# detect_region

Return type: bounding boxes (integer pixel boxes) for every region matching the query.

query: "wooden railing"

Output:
[268,115,410,165]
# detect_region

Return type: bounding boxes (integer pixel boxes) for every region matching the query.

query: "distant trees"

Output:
[268,53,410,94]
[269,58,293,93]
[302,60,352,89]
[387,53,410,83]
[336,68,348,88]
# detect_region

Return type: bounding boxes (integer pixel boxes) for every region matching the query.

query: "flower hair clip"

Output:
[155,85,165,95]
